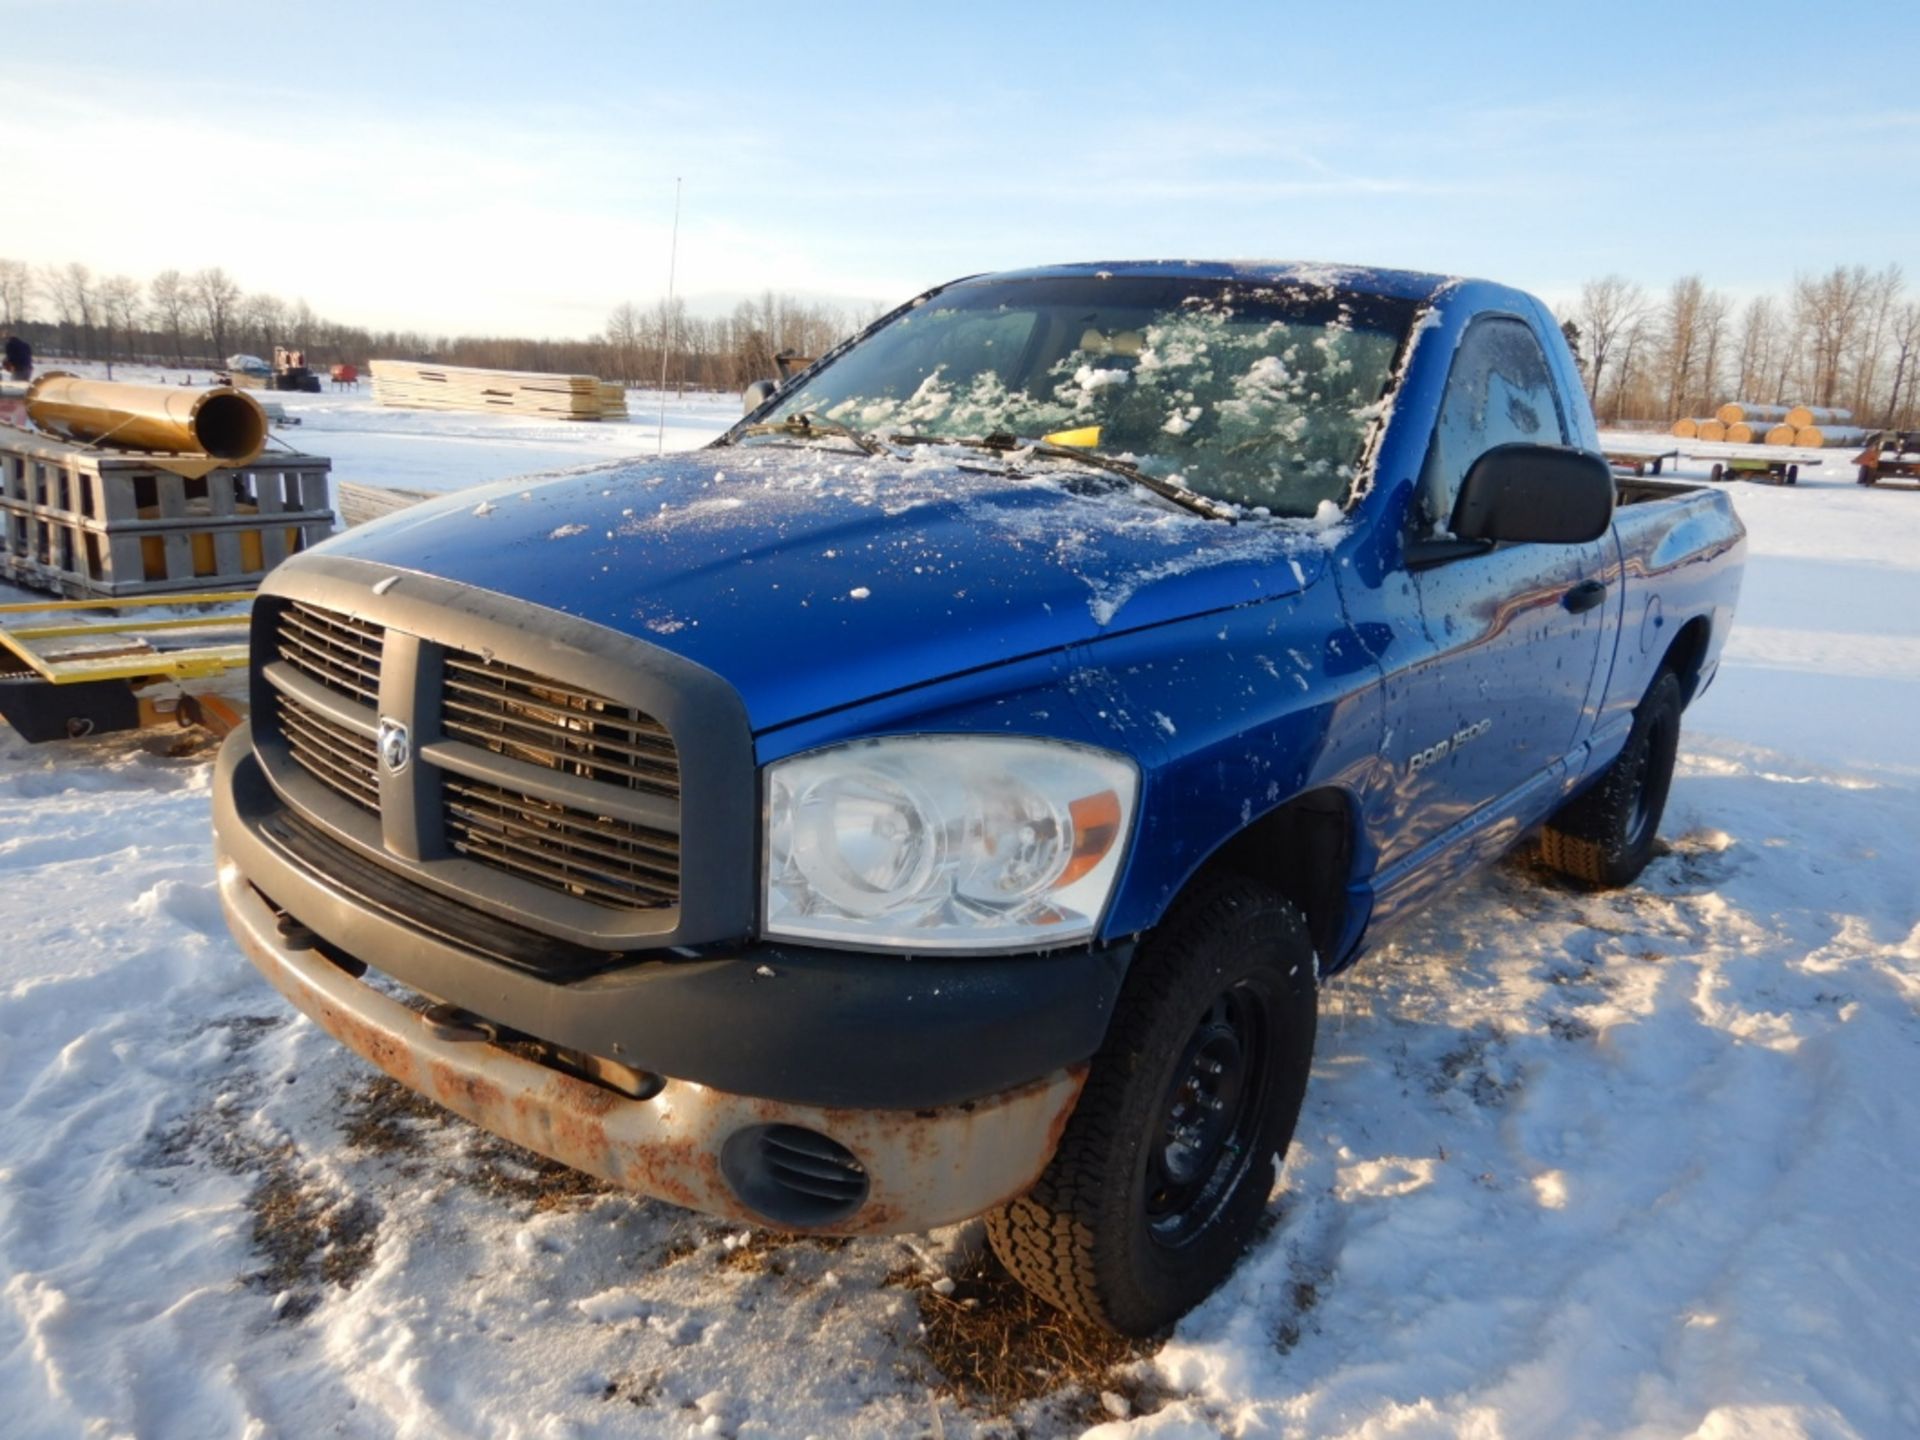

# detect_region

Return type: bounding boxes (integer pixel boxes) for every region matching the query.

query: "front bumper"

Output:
[213,732,1123,1232]
[218,864,1085,1232]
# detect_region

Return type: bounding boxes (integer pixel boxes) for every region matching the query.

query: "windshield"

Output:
[759,274,1416,517]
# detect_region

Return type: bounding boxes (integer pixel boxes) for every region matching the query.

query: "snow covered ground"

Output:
[1,403,1916,1438]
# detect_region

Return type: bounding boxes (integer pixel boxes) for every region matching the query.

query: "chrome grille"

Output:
[440,652,679,799]
[277,691,379,813]
[278,601,381,707]
[442,776,678,908]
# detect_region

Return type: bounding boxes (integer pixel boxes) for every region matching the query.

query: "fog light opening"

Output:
[720,1124,870,1228]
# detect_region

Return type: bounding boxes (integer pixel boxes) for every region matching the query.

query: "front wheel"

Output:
[986,877,1317,1336]
[1538,670,1683,889]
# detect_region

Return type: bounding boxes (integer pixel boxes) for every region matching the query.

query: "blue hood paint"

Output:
[322,446,1331,731]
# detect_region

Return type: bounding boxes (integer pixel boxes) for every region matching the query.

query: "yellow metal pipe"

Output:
[25,373,268,464]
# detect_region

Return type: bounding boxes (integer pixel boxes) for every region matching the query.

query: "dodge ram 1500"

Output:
[213,261,1744,1333]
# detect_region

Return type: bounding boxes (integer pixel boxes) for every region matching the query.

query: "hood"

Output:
[320,444,1333,731]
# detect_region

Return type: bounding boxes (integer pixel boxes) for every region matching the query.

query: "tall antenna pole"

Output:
[655,176,682,455]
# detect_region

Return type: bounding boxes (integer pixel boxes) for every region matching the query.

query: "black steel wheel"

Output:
[1538,670,1684,889]
[986,876,1317,1335]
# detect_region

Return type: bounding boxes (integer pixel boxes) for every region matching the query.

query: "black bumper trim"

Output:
[217,733,1133,1110]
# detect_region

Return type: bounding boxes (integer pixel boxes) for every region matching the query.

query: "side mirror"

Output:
[1450,443,1614,545]
[742,378,778,413]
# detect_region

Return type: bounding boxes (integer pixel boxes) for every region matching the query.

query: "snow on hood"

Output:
[319,442,1334,731]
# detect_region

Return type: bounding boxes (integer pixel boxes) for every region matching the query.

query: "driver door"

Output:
[1374,316,1615,881]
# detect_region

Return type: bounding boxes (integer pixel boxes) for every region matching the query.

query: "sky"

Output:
[8,0,1918,338]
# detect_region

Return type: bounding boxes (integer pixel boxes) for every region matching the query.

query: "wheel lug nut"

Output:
[1207,1097,1224,1112]
[1206,1061,1225,1076]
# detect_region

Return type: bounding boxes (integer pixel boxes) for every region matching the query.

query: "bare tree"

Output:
[241,292,287,356]
[1695,289,1730,415]
[150,269,192,364]
[99,275,144,362]
[1793,264,1870,408]
[36,262,99,357]
[1733,297,1777,403]
[1576,275,1645,411]
[1658,276,1709,419]
[0,258,30,326]
[1886,301,1920,431]
[286,298,317,351]
[193,267,243,362]
[1608,315,1651,420]
[1847,264,1903,422]
[603,302,645,385]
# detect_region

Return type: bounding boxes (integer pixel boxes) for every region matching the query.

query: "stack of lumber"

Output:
[370,361,627,421]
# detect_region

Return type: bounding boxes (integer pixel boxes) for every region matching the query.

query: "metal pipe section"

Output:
[25,373,268,464]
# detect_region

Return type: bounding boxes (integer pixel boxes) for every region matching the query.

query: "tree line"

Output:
[0,257,877,393]
[1567,264,1919,428]
[9,254,1914,428]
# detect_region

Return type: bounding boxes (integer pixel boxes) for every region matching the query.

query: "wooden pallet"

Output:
[0,425,334,598]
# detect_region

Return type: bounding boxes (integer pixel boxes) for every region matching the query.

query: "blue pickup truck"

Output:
[212,261,1744,1334]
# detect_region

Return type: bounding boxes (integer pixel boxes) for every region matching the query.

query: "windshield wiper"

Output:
[728,412,886,456]
[892,432,1238,523]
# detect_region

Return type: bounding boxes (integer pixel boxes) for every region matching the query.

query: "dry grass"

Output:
[246,1155,381,1313]
[339,1075,610,1213]
[338,1075,447,1153]
[902,1252,1167,1419]
[712,1229,849,1274]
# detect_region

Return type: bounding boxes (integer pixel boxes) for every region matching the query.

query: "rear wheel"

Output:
[1538,670,1683,889]
[986,876,1317,1336]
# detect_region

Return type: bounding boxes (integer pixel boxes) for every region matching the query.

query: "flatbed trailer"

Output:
[1854,438,1920,489]
[1702,453,1800,485]
[0,589,251,742]
[1603,446,1680,477]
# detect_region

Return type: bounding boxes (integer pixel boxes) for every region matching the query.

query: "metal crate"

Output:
[0,425,333,598]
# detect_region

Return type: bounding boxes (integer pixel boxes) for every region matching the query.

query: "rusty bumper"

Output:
[217,856,1086,1234]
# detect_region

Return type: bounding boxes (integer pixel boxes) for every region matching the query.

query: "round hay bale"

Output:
[1717,402,1791,425]
[1785,405,1853,429]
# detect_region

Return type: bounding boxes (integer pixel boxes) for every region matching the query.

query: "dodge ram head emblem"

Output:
[378,717,411,775]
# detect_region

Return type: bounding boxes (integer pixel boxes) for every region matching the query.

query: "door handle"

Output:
[1562,578,1607,614]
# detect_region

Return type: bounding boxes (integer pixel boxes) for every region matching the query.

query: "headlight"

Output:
[764,736,1137,952]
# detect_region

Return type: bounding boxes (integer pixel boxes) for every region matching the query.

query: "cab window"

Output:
[1416,318,1568,537]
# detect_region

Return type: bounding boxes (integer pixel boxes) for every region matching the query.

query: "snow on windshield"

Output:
[766,278,1410,519]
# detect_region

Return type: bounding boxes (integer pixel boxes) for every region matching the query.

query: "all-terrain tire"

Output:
[1538,670,1683,889]
[985,876,1317,1336]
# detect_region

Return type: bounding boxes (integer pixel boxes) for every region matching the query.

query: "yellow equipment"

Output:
[0,591,252,741]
